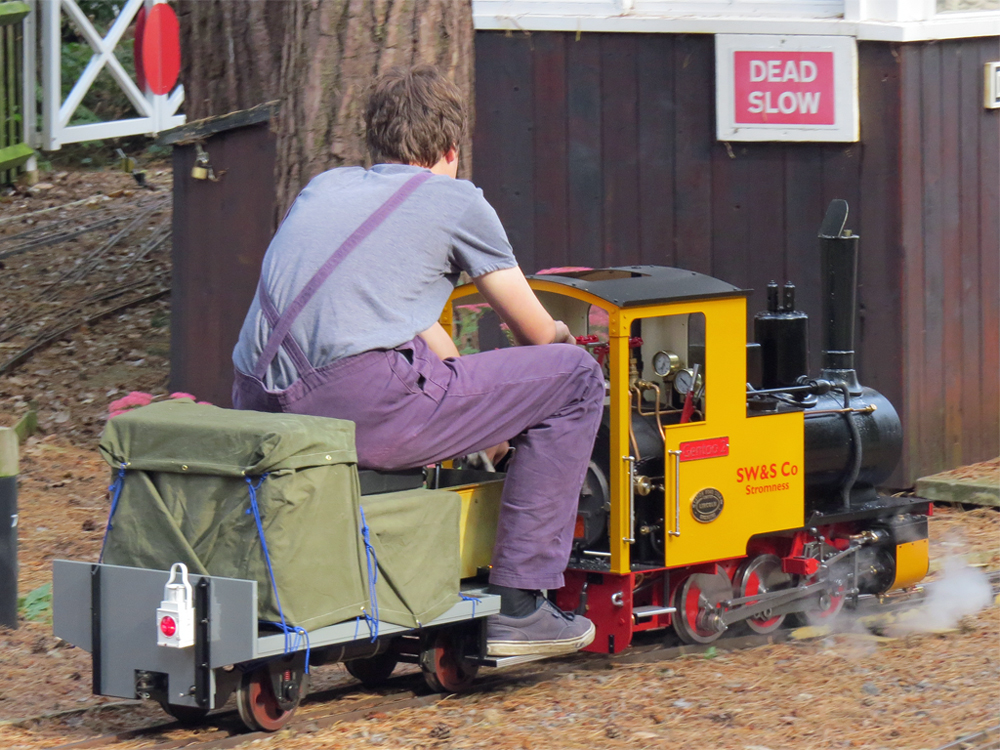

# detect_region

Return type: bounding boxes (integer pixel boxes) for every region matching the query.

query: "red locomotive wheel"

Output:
[671,572,731,644]
[236,666,301,732]
[420,629,480,692]
[735,554,793,634]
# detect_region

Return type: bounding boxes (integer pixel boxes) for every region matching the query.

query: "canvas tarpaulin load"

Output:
[99,400,461,632]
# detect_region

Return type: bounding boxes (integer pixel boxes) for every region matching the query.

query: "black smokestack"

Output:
[819,199,861,393]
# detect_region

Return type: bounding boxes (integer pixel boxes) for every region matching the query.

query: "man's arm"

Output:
[474,267,574,346]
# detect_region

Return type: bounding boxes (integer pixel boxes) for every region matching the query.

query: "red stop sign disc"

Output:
[133,6,147,91]
[159,615,177,637]
[141,3,181,96]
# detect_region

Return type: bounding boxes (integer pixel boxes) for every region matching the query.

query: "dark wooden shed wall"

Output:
[170,121,276,407]
[473,31,999,484]
[900,37,1000,480]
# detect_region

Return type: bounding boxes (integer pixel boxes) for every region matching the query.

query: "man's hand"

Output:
[553,320,575,345]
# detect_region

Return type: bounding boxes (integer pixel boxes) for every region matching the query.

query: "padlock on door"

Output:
[156,562,196,648]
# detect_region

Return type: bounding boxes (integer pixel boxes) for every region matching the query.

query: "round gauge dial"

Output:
[652,350,681,378]
[673,368,695,395]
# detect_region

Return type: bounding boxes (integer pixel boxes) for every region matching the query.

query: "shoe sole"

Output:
[486,622,596,657]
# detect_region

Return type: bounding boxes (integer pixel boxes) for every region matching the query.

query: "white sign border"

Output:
[716,34,859,143]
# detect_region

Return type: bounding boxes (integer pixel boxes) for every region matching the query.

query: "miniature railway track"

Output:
[40,571,1000,750]
[0,194,172,375]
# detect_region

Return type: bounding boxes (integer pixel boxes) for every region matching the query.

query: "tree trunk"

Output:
[274,0,475,218]
[176,0,287,122]
[177,0,474,224]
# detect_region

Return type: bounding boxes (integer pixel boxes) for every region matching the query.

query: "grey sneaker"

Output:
[486,599,596,656]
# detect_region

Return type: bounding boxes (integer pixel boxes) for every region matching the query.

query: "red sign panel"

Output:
[141,4,181,96]
[679,437,730,463]
[733,51,835,125]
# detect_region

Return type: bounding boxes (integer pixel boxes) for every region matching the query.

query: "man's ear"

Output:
[445,146,459,164]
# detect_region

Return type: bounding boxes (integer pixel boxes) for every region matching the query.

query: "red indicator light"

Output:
[160,615,177,637]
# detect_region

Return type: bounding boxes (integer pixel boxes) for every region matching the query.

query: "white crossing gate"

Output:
[28,0,184,151]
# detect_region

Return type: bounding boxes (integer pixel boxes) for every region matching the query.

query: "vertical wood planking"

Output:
[472,32,506,240]
[977,36,1000,460]
[673,35,713,275]
[899,44,925,485]
[939,41,963,469]
[920,44,945,477]
[637,35,676,266]
[494,33,536,271]
[783,144,826,374]
[170,123,277,406]
[957,36,983,465]
[567,33,604,269]
[601,34,640,267]
[532,33,570,270]
[856,43,903,461]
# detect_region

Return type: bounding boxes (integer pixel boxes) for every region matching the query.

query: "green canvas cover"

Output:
[98,400,460,631]
[360,488,462,627]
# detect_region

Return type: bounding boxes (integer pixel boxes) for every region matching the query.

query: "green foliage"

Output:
[703,646,718,659]
[60,0,138,126]
[18,583,52,623]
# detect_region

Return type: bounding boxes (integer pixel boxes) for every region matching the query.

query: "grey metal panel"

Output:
[52,561,257,706]
[53,560,93,651]
[255,587,500,659]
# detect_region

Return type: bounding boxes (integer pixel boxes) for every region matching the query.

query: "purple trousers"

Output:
[233,336,604,590]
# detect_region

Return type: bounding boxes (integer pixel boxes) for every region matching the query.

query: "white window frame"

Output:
[472,0,1000,41]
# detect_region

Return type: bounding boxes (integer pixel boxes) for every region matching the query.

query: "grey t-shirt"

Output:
[233,164,517,390]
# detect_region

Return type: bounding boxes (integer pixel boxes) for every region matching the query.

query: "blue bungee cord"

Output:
[459,593,480,619]
[98,463,127,563]
[246,473,311,669]
[359,507,380,642]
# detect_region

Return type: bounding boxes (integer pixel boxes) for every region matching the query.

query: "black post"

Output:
[0,428,18,629]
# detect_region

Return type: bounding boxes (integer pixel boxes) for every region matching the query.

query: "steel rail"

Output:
[0,279,170,376]
[931,725,1000,750]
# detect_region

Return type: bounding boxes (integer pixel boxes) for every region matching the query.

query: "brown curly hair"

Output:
[364,65,467,167]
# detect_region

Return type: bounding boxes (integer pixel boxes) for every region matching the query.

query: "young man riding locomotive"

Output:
[232,65,602,657]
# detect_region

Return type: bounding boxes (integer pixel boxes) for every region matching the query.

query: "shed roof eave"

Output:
[471,10,1000,42]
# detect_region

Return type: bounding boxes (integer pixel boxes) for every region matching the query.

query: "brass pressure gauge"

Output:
[652,350,681,378]
[673,368,695,396]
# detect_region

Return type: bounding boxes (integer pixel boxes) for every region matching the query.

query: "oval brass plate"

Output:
[691,488,724,523]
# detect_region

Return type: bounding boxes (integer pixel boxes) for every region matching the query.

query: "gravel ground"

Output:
[0,167,997,750]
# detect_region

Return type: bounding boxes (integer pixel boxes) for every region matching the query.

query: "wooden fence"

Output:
[0,1,30,185]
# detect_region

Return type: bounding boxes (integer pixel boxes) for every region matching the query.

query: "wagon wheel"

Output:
[160,702,209,726]
[735,554,793,634]
[345,648,399,688]
[671,572,731,644]
[420,629,480,693]
[236,664,304,732]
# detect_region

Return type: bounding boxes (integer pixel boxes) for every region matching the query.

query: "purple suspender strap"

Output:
[252,171,433,382]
